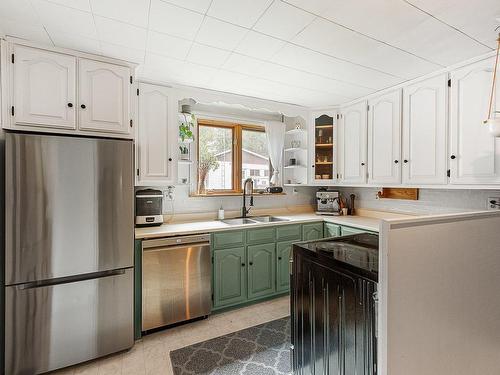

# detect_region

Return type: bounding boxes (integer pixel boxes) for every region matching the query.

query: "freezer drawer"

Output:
[142,236,212,330]
[5,268,134,375]
[5,132,134,285]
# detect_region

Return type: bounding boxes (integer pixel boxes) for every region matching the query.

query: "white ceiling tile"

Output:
[389,17,491,66]
[149,0,204,39]
[207,0,273,28]
[147,31,192,59]
[94,16,147,50]
[49,31,101,54]
[91,0,150,28]
[43,0,91,12]
[0,18,52,44]
[144,52,185,73]
[100,42,145,63]
[187,43,231,67]
[160,0,212,14]
[0,0,40,24]
[234,31,285,60]
[222,53,265,75]
[195,17,247,50]
[253,1,316,41]
[210,70,249,91]
[32,0,98,38]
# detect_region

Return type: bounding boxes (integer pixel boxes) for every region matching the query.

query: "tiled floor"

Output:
[50,296,290,375]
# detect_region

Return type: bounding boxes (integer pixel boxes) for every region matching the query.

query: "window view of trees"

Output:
[242,129,270,190]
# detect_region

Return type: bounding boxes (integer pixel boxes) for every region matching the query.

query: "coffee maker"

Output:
[316,190,341,215]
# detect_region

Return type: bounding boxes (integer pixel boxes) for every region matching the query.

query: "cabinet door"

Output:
[324,223,341,238]
[450,57,500,184]
[247,243,276,299]
[12,45,76,129]
[403,74,448,185]
[311,111,337,183]
[276,241,293,292]
[339,101,367,184]
[137,83,173,185]
[368,90,402,185]
[302,222,324,241]
[213,247,246,308]
[78,58,131,135]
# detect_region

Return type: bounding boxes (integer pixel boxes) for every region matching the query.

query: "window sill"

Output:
[190,192,286,198]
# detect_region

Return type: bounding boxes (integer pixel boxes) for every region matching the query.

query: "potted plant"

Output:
[179,145,190,160]
[179,113,196,143]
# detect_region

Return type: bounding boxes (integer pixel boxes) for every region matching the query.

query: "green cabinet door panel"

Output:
[324,223,341,238]
[276,241,293,292]
[214,247,247,307]
[134,239,142,340]
[246,226,276,245]
[276,224,302,242]
[212,230,245,249]
[247,243,276,299]
[341,226,369,236]
[302,222,324,241]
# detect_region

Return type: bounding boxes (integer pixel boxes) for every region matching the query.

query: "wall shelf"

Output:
[315,143,334,148]
[284,147,306,152]
[284,165,306,169]
[285,128,306,135]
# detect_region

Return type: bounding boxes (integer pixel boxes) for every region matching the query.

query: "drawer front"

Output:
[341,226,369,236]
[276,224,302,242]
[246,227,276,245]
[212,230,245,249]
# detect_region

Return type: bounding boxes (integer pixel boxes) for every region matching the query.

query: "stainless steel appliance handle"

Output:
[143,234,210,248]
[143,243,210,252]
[15,269,127,290]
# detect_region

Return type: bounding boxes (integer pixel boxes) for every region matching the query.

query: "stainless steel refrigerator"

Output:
[4,132,135,375]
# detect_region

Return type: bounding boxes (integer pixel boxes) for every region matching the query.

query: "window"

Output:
[197,119,271,194]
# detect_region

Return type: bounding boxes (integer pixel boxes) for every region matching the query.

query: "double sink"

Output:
[220,216,290,226]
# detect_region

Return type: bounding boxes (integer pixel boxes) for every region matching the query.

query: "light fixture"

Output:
[485,27,500,137]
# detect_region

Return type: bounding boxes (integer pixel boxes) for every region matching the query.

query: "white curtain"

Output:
[265,121,286,186]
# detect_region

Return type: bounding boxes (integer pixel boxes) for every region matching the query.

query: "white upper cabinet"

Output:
[339,101,367,184]
[402,74,448,185]
[136,83,173,186]
[12,45,76,129]
[367,90,402,185]
[310,111,337,184]
[450,57,500,185]
[78,58,131,135]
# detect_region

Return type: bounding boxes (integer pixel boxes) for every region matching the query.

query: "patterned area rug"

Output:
[170,317,291,375]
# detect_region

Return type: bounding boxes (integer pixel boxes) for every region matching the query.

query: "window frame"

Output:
[196,118,270,195]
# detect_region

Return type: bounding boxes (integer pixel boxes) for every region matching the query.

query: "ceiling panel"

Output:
[100,42,145,63]
[0,0,40,24]
[43,0,92,12]
[222,53,266,76]
[253,1,316,41]
[146,31,192,59]
[32,0,98,39]
[94,16,147,50]
[161,0,212,14]
[195,17,247,50]
[0,18,52,44]
[187,43,231,67]
[207,0,273,28]
[49,32,101,55]
[149,0,204,39]
[234,31,286,60]
[91,0,150,28]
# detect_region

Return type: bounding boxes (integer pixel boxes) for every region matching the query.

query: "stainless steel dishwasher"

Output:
[142,234,211,331]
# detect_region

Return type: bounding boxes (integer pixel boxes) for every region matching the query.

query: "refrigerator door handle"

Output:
[15,268,128,290]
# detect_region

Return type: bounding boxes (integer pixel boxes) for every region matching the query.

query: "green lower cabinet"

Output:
[247,243,276,300]
[302,222,324,240]
[213,247,247,308]
[276,241,293,292]
[341,226,370,236]
[324,222,341,238]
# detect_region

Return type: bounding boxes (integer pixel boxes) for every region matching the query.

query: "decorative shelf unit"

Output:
[312,112,336,183]
[283,117,308,185]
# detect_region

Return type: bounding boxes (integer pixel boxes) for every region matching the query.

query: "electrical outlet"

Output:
[487,197,500,210]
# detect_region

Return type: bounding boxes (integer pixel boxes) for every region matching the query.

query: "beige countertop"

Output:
[135,213,383,240]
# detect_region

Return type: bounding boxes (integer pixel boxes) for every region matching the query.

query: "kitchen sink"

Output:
[251,216,290,223]
[220,218,258,225]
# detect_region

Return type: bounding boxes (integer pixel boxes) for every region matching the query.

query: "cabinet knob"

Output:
[278,256,282,260]
[80,104,86,109]
[394,160,399,164]
[241,263,245,267]
[67,102,73,108]
[403,159,408,163]
[450,155,456,160]
[249,262,253,266]
[311,165,315,168]
[168,158,172,162]
[361,162,365,166]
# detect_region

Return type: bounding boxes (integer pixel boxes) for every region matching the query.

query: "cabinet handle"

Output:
[80,104,86,109]
[450,155,456,160]
[249,262,253,266]
[241,263,245,267]
[394,160,399,164]
[403,159,408,163]
[67,103,73,108]
[278,256,282,260]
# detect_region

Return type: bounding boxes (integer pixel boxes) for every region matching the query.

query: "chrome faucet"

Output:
[241,178,254,218]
